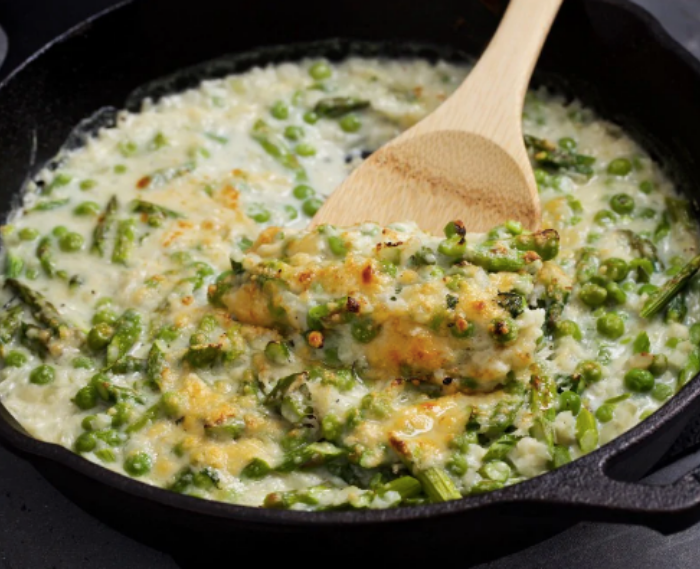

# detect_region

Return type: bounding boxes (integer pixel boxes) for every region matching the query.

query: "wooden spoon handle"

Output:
[406,0,563,150]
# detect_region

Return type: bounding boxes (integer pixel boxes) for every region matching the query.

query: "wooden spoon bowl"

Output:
[313,0,562,234]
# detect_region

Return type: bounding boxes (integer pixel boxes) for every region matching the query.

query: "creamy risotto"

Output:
[1,57,699,510]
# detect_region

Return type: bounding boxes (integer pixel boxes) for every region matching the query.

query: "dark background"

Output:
[2,1,700,567]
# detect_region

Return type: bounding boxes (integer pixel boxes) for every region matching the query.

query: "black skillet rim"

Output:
[1,0,700,528]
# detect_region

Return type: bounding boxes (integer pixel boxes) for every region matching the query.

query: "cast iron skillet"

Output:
[2,0,700,552]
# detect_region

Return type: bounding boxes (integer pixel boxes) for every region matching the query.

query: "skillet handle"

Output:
[525,450,700,531]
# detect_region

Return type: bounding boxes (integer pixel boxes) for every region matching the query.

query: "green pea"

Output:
[59,232,85,252]
[302,197,324,217]
[328,235,348,256]
[92,308,118,326]
[649,354,669,377]
[4,351,27,367]
[600,258,629,282]
[597,313,625,339]
[284,125,304,141]
[72,356,94,370]
[30,364,55,385]
[624,368,655,392]
[577,360,603,384]
[82,415,98,431]
[293,184,315,200]
[118,141,138,157]
[594,210,618,227]
[605,282,627,305]
[52,225,68,237]
[95,449,116,463]
[637,207,656,220]
[558,137,577,151]
[351,318,381,344]
[74,432,97,453]
[610,193,635,215]
[270,101,289,120]
[264,341,291,365]
[73,201,101,216]
[161,392,184,418]
[80,179,97,191]
[651,382,673,402]
[96,428,125,447]
[87,323,114,351]
[607,157,632,176]
[579,283,608,307]
[480,460,511,483]
[489,317,518,344]
[284,205,299,220]
[449,318,475,338]
[124,452,153,477]
[18,227,39,241]
[114,164,127,174]
[437,235,467,258]
[639,180,655,194]
[246,204,271,223]
[109,405,131,429]
[340,114,362,133]
[533,168,550,187]
[595,404,615,423]
[303,111,319,125]
[73,385,98,410]
[555,320,582,341]
[309,62,332,80]
[295,143,316,157]
[638,283,658,296]
[444,220,466,238]
[50,173,72,188]
[559,390,581,415]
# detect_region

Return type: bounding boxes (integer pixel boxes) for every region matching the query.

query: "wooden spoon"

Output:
[312,0,562,234]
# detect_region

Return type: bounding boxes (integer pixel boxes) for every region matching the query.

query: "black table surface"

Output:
[3,1,700,567]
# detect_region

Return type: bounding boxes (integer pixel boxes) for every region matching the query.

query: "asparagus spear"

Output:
[106,309,142,364]
[4,252,23,278]
[618,229,663,269]
[0,305,23,344]
[416,466,462,502]
[130,199,184,219]
[314,97,370,118]
[20,322,51,358]
[125,402,162,434]
[380,476,422,500]
[5,278,65,333]
[529,372,557,452]
[30,198,70,212]
[137,162,195,189]
[276,442,344,473]
[460,229,560,272]
[640,254,700,318]
[576,407,598,454]
[389,434,462,502]
[36,236,55,277]
[240,458,272,480]
[524,134,595,176]
[92,196,119,257]
[184,343,222,368]
[112,219,136,264]
[264,485,328,509]
[146,342,167,390]
[250,120,306,179]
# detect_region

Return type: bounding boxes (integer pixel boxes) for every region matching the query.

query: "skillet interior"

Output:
[2,0,700,550]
